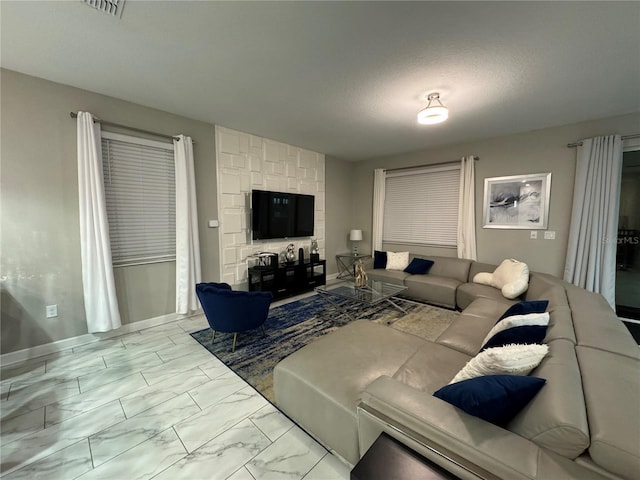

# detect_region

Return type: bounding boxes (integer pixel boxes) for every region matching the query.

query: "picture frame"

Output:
[482,173,551,229]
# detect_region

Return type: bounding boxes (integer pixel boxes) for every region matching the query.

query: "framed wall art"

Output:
[482,173,551,229]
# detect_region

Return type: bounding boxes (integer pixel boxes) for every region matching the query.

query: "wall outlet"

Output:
[544,231,556,240]
[46,304,58,318]
[530,231,538,239]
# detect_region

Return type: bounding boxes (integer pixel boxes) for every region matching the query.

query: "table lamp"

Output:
[350,229,363,255]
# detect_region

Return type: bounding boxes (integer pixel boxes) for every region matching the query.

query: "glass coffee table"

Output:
[315,279,409,321]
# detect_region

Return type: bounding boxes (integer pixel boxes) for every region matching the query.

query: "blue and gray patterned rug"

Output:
[191,294,458,402]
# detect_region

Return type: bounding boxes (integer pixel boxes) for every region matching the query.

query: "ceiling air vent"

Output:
[82,0,126,18]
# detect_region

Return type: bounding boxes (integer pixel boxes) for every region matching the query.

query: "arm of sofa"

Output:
[359,376,539,479]
[359,376,540,480]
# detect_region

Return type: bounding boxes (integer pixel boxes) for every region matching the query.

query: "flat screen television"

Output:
[252,190,315,240]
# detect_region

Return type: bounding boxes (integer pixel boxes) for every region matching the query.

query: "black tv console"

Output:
[248,259,326,300]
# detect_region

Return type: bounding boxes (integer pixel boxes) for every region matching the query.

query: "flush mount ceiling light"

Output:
[417,92,449,125]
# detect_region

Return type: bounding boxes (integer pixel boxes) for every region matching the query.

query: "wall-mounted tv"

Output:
[252,190,315,240]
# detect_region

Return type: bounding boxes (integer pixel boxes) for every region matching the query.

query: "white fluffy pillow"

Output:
[473,259,530,299]
[386,251,410,271]
[481,312,550,346]
[449,344,549,384]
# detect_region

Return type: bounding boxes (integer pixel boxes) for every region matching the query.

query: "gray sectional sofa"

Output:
[273,255,640,480]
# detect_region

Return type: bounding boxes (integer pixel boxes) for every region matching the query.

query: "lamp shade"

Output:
[417,105,449,125]
[349,229,363,241]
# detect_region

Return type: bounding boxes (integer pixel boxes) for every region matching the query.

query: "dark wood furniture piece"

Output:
[351,433,460,480]
[248,259,326,300]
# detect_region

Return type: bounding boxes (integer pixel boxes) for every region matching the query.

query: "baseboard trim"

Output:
[326,272,339,281]
[0,310,203,367]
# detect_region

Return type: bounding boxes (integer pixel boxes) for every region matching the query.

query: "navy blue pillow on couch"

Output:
[404,258,434,275]
[499,300,549,321]
[433,375,546,426]
[373,250,387,269]
[481,325,548,350]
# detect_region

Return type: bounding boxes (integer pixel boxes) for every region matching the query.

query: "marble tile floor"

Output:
[0,302,350,480]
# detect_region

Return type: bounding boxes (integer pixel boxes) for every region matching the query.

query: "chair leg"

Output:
[232,333,238,352]
[211,330,216,344]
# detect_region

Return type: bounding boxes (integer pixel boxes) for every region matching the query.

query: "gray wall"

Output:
[2,66,637,355]
[350,113,640,277]
[0,69,219,354]
[324,156,354,275]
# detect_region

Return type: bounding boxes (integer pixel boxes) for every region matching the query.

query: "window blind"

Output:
[101,132,175,266]
[382,164,460,247]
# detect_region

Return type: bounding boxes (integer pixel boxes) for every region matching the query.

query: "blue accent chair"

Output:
[195,282,273,352]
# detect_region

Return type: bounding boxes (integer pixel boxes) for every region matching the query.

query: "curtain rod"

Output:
[384,156,479,173]
[566,133,640,148]
[70,112,188,143]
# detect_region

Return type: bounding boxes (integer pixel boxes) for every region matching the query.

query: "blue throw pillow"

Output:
[373,250,387,269]
[197,282,232,292]
[499,300,549,321]
[403,258,434,275]
[434,375,546,426]
[481,325,548,350]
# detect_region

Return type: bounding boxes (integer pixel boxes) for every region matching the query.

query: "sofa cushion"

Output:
[473,259,530,299]
[427,256,472,283]
[436,298,507,355]
[392,341,471,392]
[523,272,565,301]
[373,250,387,269]
[508,339,590,459]
[273,320,426,465]
[566,283,640,359]
[434,375,546,426]
[499,300,549,320]
[450,344,549,384]
[481,325,548,350]
[367,268,410,285]
[403,257,434,275]
[456,282,514,310]
[403,274,461,308]
[576,346,640,479]
[544,306,577,344]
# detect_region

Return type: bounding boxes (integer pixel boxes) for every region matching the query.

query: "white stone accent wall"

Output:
[215,126,325,287]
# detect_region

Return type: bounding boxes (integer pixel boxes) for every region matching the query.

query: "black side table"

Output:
[335,253,372,279]
[351,433,461,480]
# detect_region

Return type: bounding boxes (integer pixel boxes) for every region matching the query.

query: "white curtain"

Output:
[372,168,386,252]
[174,135,202,314]
[77,112,122,333]
[564,135,623,308]
[457,155,477,260]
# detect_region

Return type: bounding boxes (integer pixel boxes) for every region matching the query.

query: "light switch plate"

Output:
[46,304,58,318]
[530,231,538,239]
[544,231,556,240]
[208,220,219,228]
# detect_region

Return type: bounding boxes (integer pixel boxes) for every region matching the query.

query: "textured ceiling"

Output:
[1,1,639,160]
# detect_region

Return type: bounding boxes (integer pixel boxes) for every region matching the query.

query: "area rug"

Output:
[191,294,459,402]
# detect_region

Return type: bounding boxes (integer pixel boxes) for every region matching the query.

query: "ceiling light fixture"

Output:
[417,92,449,125]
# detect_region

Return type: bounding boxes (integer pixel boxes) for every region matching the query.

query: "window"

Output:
[383,164,460,247]
[101,132,175,266]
